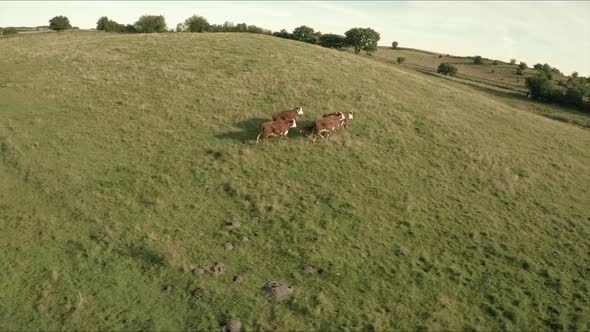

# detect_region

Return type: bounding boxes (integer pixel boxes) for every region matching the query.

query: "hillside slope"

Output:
[1,32,589,331]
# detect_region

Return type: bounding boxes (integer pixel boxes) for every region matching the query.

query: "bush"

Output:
[392,41,398,49]
[516,68,523,75]
[134,15,167,33]
[273,29,293,40]
[184,15,210,32]
[49,16,72,31]
[437,63,458,76]
[473,56,483,64]
[571,72,579,78]
[96,16,125,32]
[397,56,406,64]
[438,55,443,58]
[525,75,554,101]
[518,62,527,70]
[510,59,516,65]
[533,63,543,70]
[492,60,499,65]
[292,25,317,44]
[344,27,380,55]
[319,34,345,49]
[1,27,18,35]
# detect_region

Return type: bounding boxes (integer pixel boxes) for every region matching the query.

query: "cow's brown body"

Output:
[272,106,304,122]
[305,115,344,143]
[322,111,353,129]
[256,119,297,143]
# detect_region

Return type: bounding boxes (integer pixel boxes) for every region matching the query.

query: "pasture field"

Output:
[0,31,589,331]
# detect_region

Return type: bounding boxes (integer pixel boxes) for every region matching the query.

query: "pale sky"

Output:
[1,1,589,75]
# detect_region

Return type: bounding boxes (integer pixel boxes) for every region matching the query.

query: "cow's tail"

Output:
[256,124,263,144]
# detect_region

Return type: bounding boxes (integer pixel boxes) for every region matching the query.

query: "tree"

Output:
[392,41,398,49]
[176,23,186,32]
[134,15,167,33]
[319,34,345,49]
[518,62,527,70]
[525,75,554,101]
[184,15,210,32]
[437,63,458,76]
[510,59,516,65]
[516,68,523,75]
[49,16,72,31]
[397,56,406,64]
[273,29,292,39]
[492,60,499,65]
[473,55,483,64]
[96,16,110,30]
[292,25,317,44]
[533,63,543,70]
[571,72,579,78]
[344,27,380,55]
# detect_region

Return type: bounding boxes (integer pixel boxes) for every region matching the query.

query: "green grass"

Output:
[1,31,589,331]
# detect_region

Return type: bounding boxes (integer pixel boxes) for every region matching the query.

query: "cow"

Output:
[301,114,344,143]
[256,119,297,144]
[272,106,304,122]
[322,111,354,129]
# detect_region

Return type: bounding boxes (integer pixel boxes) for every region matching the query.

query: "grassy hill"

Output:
[1,31,589,331]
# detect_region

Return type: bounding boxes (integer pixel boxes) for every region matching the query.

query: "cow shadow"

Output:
[215,117,269,143]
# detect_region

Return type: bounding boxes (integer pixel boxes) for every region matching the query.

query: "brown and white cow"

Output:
[256,119,297,144]
[322,111,354,129]
[302,114,344,143]
[272,106,304,122]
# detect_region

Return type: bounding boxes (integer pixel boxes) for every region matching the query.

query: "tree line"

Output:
[272,25,381,55]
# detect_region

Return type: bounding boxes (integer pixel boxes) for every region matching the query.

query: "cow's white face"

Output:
[290,120,297,128]
[349,112,354,119]
[297,107,304,115]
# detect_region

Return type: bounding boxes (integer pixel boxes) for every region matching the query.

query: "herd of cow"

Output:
[256,106,354,143]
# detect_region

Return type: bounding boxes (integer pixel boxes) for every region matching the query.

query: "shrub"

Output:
[49,16,72,31]
[571,72,579,78]
[525,75,554,101]
[516,68,523,75]
[438,55,443,58]
[533,63,543,70]
[344,27,380,55]
[184,15,210,32]
[1,27,18,35]
[319,34,345,49]
[273,29,292,39]
[392,41,398,49]
[176,23,186,32]
[492,60,499,65]
[510,59,516,65]
[473,56,483,64]
[437,63,458,76]
[134,15,167,33]
[518,62,527,70]
[292,25,317,44]
[397,56,406,64]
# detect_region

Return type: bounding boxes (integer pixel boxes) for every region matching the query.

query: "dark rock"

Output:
[233,275,244,283]
[191,288,204,298]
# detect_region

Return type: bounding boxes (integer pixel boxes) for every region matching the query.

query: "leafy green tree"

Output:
[518,62,527,70]
[344,27,380,55]
[49,16,72,31]
[319,34,345,49]
[184,15,210,32]
[292,25,317,44]
[176,23,186,32]
[397,56,406,64]
[96,16,109,30]
[392,41,398,49]
[525,75,554,101]
[437,63,458,76]
[134,15,167,33]
[510,59,516,65]
[571,72,579,78]
[473,55,483,64]
[533,63,543,70]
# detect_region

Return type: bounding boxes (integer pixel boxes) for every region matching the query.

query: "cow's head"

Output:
[289,119,297,128]
[296,107,304,116]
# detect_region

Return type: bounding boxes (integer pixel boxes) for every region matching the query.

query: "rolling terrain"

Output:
[1,31,589,331]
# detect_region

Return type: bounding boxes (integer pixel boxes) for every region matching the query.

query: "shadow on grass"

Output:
[215,117,268,143]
